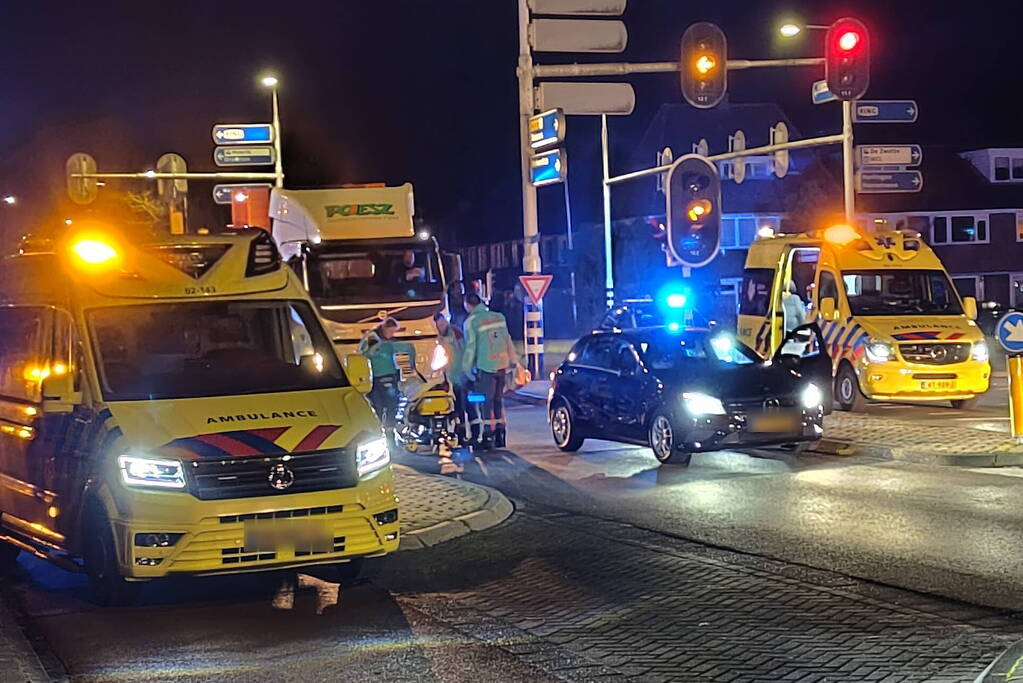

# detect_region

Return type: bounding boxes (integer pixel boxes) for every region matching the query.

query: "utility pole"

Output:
[842,100,855,223]
[517,0,544,378]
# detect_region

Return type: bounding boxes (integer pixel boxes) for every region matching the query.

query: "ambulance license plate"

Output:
[920,380,955,391]
[244,519,332,554]
[750,414,798,433]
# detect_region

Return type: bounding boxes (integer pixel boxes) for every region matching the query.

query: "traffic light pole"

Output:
[601,114,614,309]
[517,0,544,379]
[842,100,855,222]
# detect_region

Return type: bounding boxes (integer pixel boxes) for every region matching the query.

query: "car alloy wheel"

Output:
[649,410,692,465]
[550,401,583,452]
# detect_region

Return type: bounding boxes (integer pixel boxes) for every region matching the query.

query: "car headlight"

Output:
[801,383,823,409]
[118,455,186,489]
[430,344,449,372]
[682,392,726,416]
[357,437,390,477]
[972,341,989,363]
[864,340,894,363]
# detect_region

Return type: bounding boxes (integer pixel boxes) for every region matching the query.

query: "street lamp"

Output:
[2,195,16,205]
[259,74,283,188]
[779,22,828,37]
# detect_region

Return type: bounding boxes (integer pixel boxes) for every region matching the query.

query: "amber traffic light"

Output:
[681,23,727,109]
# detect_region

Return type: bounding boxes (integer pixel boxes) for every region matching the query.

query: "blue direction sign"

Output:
[857,145,923,167]
[213,183,273,205]
[214,146,275,167]
[856,170,923,193]
[996,312,1023,355]
[530,148,567,187]
[811,80,837,105]
[212,123,274,145]
[529,108,566,150]
[853,100,918,123]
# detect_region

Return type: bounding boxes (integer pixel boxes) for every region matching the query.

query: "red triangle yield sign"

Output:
[519,274,554,306]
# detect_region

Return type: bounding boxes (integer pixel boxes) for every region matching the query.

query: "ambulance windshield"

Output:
[842,269,963,316]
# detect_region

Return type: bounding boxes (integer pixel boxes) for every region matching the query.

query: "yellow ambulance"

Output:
[739,225,990,411]
[0,226,399,604]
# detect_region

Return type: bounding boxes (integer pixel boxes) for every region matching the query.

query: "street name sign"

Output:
[853,100,919,123]
[213,183,273,205]
[530,148,567,186]
[528,0,626,15]
[996,312,1023,355]
[856,170,923,193]
[529,109,566,150]
[212,124,274,144]
[536,81,635,115]
[811,80,837,105]
[857,145,923,167]
[530,18,628,52]
[519,274,555,306]
[214,146,276,167]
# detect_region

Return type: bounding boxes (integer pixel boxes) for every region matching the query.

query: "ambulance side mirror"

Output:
[41,372,82,414]
[343,354,373,394]
[819,297,837,321]
[962,296,978,321]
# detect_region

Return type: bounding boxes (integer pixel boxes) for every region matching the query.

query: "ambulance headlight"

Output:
[357,437,390,477]
[972,341,989,363]
[864,341,894,363]
[118,455,186,489]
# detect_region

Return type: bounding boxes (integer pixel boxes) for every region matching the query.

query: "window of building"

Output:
[929,214,989,245]
[1015,159,1023,180]
[720,215,781,249]
[995,157,1010,181]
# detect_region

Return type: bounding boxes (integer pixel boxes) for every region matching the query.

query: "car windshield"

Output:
[306,243,443,305]
[638,331,758,371]
[842,269,963,316]
[89,300,346,401]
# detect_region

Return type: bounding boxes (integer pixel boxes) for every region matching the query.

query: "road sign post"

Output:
[857,145,922,167]
[213,183,273,205]
[212,124,274,145]
[519,274,554,306]
[214,146,276,167]
[856,170,923,193]
[530,148,568,186]
[996,312,1023,444]
[853,100,918,123]
[529,109,566,150]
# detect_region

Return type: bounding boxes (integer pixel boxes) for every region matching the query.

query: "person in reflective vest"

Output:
[358,317,401,445]
[462,293,518,449]
[435,312,474,442]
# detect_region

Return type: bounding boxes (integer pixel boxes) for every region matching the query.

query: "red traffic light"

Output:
[826,18,870,101]
[837,30,861,52]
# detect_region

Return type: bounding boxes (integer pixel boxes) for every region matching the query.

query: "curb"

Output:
[509,392,546,407]
[398,474,514,552]
[0,595,51,682]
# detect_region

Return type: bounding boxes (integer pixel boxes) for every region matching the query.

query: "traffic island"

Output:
[395,465,514,550]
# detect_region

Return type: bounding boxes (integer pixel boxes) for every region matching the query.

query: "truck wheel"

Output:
[0,540,20,574]
[84,509,140,607]
[951,397,981,410]
[835,364,868,412]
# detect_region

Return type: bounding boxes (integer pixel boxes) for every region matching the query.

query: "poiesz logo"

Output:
[324,204,395,218]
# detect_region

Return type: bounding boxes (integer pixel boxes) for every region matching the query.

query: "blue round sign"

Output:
[995,311,1023,355]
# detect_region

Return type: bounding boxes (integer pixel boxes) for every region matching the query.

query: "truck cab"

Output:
[270,184,446,371]
[739,225,991,411]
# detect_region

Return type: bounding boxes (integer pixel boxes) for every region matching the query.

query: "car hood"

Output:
[105,387,377,460]
[655,362,807,402]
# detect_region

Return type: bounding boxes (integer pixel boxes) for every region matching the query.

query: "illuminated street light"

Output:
[779,22,828,38]
[2,195,16,205]
[260,75,279,88]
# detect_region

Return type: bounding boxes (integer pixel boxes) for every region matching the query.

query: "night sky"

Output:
[0,0,1019,248]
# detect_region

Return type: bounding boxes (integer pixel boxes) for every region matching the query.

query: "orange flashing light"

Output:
[695,54,716,75]
[70,238,119,266]
[823,224,860,246]
[686,199,712,222]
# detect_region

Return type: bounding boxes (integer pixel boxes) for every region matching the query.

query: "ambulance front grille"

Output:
[899,343,970,365]
[190,449,358,501]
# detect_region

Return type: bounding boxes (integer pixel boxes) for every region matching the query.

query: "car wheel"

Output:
[550,400,584,452]
[84,507,140,607]
[648,410,692,466]
[0,539,20,574]
[835,364,868,412]
[951,397,981,410]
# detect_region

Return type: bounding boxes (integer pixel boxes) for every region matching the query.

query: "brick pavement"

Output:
[0,596,49,682]
[383,506,1023,682]
[823,413,1023,456]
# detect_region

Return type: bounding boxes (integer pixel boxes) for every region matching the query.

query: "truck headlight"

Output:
[972,341,989,363]
[864,341,894,363]
[801,383,823,409]
[682,392,726,416]
[430,344,449,372]
[118,455,186,489]
[357,437,390,477]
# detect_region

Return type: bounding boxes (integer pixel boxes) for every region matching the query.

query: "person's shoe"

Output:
[494,426,507,449]
[479,431,494,452]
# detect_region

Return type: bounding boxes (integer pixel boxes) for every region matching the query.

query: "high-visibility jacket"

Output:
[462,304,518,375]
[358,330,399,379]
[438,327,468,386]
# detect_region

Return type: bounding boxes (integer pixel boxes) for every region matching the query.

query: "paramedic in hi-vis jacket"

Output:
[461,293,518,450]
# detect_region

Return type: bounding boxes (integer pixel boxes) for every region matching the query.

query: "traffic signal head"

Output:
[680,23,727,109]
[826,18,870,101]
[666,155,722,268]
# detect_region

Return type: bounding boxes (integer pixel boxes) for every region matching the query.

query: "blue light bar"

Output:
[666,293,687,309]
[467,393,486,404]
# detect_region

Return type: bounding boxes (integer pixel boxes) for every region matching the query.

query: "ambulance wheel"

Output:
[951,397,981,410]
[0,540,20,573]
[550,400,584,452]
[84,507,140,607]
[835,364,868,412]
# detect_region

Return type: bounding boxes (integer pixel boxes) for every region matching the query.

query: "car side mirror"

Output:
[819,297,837,321]
[343,354,373,394]
[41,372,82,414]
[962,296,978,321]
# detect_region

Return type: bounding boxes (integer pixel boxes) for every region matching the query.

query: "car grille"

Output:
[725,397,797,412]
[898,343,970,365]
[190,449,358,501]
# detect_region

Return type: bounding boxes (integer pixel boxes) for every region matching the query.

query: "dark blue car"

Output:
[548,325,831,465]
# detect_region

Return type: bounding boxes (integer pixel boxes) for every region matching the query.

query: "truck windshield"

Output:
[89,300,347,401]
[306,244,443,305]
[842,269,963,316]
